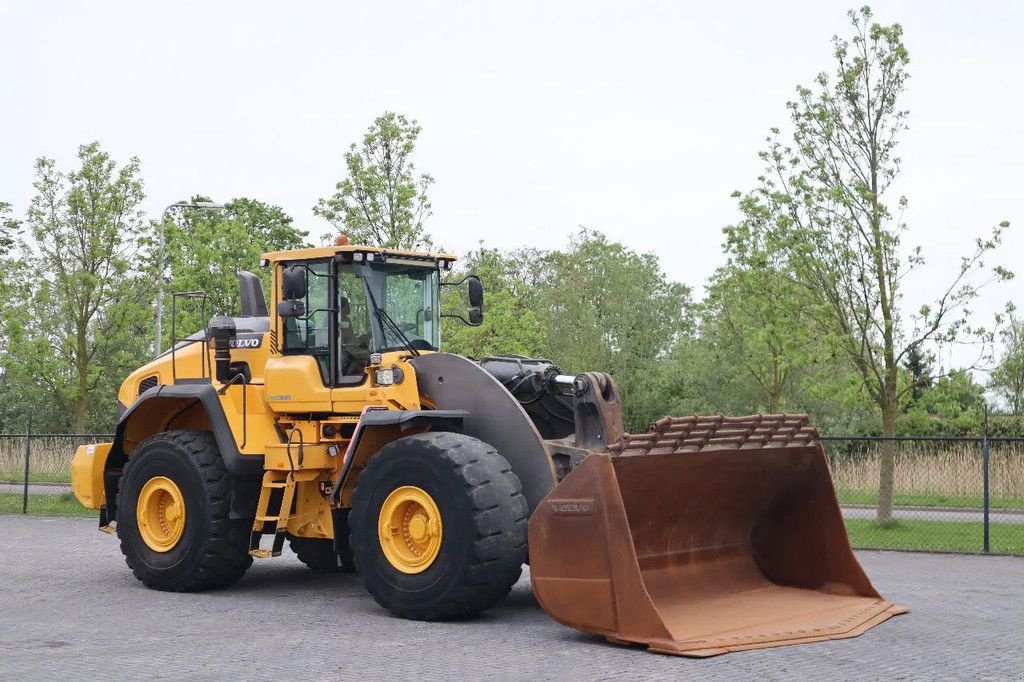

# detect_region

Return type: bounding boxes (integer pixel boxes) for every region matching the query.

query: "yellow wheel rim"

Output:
[136,476,186,552]
[378,486,443,574]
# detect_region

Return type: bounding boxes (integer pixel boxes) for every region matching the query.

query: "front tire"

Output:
[116,430,253,591]
[349,432,528,620]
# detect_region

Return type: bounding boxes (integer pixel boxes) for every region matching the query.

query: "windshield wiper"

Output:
[363,283,420,357]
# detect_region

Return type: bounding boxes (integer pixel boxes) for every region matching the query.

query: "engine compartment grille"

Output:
[138,375,159,396]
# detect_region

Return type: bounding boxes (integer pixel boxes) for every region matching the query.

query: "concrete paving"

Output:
[842,504,1024,525]
[0,483,73,496]
[1,516,1022,680]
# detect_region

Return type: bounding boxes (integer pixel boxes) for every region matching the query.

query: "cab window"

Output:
[282,261,331,382]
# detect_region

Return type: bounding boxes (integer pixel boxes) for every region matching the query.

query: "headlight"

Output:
[374,368,395,386]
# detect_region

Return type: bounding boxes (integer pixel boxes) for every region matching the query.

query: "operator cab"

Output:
[265,244,453,386]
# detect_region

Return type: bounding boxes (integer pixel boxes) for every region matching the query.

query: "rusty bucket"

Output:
[528,415,907,657]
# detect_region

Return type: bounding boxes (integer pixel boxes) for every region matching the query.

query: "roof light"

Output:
[336,234,350,246]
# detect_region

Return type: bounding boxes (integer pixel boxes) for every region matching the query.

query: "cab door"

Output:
[265,259,336,413]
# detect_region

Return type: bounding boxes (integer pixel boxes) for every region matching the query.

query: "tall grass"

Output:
[825,440,1024,508]
[0,435,112,484]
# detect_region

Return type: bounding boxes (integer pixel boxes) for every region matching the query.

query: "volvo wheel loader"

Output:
[71,239,905,656]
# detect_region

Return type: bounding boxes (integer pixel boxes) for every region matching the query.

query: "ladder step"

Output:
[255,515,279,522]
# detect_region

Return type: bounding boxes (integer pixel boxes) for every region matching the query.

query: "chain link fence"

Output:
[823,435,1024,555]
[2,426,1022,556]
[0,431,112,517]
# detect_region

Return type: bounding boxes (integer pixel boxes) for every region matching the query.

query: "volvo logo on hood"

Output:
[227,335,263,349]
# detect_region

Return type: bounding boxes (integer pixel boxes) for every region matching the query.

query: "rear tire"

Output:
[349,432,528,620]
[116,430,253,591]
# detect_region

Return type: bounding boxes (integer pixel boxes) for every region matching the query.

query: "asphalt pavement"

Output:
[2,516,1022,680]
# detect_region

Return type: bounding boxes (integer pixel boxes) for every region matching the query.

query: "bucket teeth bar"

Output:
[607,413,820,456]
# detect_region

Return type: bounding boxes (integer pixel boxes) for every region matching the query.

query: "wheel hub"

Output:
[136,476,186,552]
[378,486,443,574]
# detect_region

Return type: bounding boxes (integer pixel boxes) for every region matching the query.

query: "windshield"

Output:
[282,259,441,383]
[359,263,440,352]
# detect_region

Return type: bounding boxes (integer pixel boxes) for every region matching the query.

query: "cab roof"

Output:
[261,244,457,264]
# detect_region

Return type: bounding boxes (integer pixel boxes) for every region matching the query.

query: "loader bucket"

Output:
[529,415,907,657]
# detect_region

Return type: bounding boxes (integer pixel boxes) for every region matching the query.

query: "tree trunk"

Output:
[74,323,89,434]
[876,402,898,526]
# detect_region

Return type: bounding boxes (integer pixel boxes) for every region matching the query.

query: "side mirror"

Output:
[282,265,307,300]
[440,275,485,326]
[468,276,484,309]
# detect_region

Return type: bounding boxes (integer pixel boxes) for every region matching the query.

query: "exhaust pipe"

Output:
[207,315,236,383]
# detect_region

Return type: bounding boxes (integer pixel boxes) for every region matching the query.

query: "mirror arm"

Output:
[440,275,476,287]
[441,312,483,327]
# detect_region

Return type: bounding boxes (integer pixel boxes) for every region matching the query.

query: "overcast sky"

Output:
[1,1,1021,370]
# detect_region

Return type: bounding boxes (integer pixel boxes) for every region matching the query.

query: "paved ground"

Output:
[843,504,1024,524]
[0,483,73,495]
[2,516,1022,680]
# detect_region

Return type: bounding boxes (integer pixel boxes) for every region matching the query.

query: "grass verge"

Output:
[846,518,1024,554]
[838,490,1024,510]
[0,492,93,517]
[0,473,72,485]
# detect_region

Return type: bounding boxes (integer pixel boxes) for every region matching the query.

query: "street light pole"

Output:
[154,201,226,356]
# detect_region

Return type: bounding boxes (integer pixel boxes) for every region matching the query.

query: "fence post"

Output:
[21,416,32,514]
[982,405,990,554]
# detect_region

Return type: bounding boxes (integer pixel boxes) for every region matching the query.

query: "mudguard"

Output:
[114,383,263,477]
[411,353,558,513]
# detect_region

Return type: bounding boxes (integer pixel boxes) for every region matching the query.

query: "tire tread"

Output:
[117,430,252,592]
[350,431,528,620]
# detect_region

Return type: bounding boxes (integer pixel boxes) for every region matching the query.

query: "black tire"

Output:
[288,511,356,573]
[116,430,253,591]
[349,432,528,620]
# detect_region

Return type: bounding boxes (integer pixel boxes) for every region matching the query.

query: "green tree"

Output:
[902,344,933,406]
[441,245,545,358]
[991,305,1024,414]
[439,235,692,431]
[536,229,693,430]
[0,201,16,256]
[444,288,545,358]
[16,142,155,432]
[728,7,1011,524]
[702,262,811,413]
[314,112,434,249]
[162,197,307,339]
[0,201,25,429]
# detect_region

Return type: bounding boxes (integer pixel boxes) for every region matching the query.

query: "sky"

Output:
[1,0,1022,372]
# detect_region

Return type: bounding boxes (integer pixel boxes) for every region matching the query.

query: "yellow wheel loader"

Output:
[71,240,905,656]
